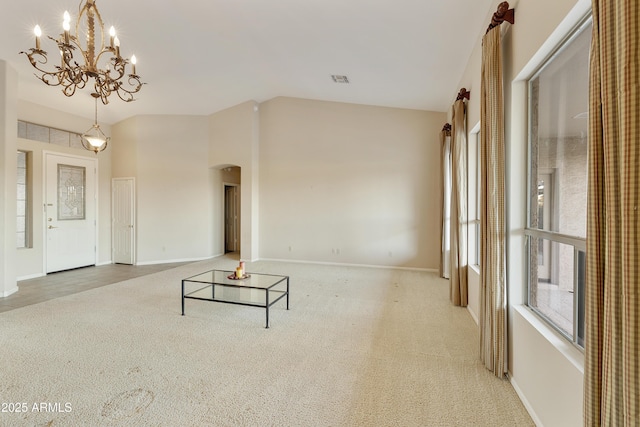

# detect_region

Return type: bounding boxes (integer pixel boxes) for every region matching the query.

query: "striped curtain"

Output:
[479,26,507,378]
[450,100,468,306]
[584,0,640,425]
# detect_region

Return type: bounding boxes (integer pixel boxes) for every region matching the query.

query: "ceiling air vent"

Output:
[331,75,349,84]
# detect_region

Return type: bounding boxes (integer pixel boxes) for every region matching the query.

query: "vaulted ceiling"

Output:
[1,0,495,124]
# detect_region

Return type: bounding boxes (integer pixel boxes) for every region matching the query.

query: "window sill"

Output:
[513,305,584,374]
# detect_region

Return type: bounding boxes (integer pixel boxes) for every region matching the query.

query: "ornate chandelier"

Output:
[20,0,143,105]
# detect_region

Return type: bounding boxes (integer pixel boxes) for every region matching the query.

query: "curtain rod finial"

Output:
[457,88,470,101]
[487,1,515,33]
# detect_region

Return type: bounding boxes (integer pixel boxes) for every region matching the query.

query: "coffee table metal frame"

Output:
[181,270,289,328]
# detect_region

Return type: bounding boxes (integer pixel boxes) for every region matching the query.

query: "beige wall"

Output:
[112,115,214,264]
[457,0,591,425]
[208,101,260,261]
[0,61,18,295]
[111,116,139,178]
[21,95,442,271]
[258,97,444,269]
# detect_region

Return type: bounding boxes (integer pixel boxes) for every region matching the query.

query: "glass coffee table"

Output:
[181,270,289,328]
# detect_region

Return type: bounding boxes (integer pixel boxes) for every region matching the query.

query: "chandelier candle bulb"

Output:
[34,26,41,50]
[63,12,71,44]
[114,36,120,57]
[109,26,115,48]
[131,55,137,75]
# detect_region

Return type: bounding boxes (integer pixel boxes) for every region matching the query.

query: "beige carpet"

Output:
[0,257,533,426]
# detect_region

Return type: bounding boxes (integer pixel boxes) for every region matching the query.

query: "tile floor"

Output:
[0,262,190,314]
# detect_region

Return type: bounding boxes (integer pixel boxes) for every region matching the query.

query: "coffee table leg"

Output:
[286,277,290,310]
[181,280,185,316]
[265,290,270,328]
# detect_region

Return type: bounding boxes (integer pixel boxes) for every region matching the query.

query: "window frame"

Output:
[525,15,592,350]
[467,124,481,267]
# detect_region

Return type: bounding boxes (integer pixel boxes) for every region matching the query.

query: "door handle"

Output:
[48,225,58,229]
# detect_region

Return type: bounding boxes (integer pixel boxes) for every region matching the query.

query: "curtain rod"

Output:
[486,1,515,34]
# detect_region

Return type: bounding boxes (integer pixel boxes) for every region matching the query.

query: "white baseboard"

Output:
[467,306,479,325]
[1,286,20,297]
[136,255,216,266]
[17,273,45,282]
[258,257,437,272]
[509,374,544,427]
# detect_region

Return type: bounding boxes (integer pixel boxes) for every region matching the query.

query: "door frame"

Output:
[223,182,240,253]
[43,151,99,273]
[112,177,136,265]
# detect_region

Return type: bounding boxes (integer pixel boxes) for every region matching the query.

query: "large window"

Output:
[526,18,591,348]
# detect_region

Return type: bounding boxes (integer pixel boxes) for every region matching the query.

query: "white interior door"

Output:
[45,153,97,273]
[112,178,135,264]
[224,185,239,253]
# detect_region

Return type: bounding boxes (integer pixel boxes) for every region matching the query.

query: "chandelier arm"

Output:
[38,67,68,87]
[116,89,134,103]
[94,47,117,71]
[93,77,112,105]
[113,76,144,102]
[62,82,78,97]
[106,56,127,83]
[67,63,88,90]
[19,49,48,69]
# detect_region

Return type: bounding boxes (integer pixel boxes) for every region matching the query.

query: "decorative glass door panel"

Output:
[58,164,86,220]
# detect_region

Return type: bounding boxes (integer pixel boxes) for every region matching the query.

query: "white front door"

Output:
[45,153,97,273]
[112,178,135,264]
